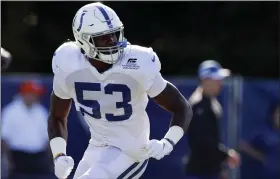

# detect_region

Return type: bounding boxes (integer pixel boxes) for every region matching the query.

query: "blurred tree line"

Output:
[1,1,279,77]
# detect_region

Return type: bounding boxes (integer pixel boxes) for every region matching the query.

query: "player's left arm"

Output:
[147,51,192,143]
[153,81,193,133]
[146,77,193,160]
[144,51,192,160]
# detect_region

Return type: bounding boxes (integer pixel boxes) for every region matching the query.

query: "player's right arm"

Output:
[48,92,72,157]
[48,43,76,179]
[49,43,74,158]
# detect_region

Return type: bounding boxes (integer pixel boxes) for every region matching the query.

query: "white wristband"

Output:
[50,137,67,159]
[163,126,184,145]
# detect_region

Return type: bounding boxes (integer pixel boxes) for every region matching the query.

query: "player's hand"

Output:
[54,154,74,179]
[145,139,173,160]
[227,149,240,169]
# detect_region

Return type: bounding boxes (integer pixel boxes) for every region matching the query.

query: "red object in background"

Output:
[19,80,46,96]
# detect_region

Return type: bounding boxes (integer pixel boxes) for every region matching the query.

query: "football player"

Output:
[48,2,193,179]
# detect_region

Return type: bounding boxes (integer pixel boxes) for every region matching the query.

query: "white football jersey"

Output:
[52,42,167,159]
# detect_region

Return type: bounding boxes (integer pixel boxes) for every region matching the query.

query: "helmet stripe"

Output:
[96,5,113,29]
[77,13,86,32]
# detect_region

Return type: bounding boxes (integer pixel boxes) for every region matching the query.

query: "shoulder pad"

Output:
[125,44,161,73]
[52,42,81,75]
[121,45,163,91]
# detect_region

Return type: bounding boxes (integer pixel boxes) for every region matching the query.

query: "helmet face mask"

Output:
[86,27,127,63]
[72,3,127,64]
[92,30,120,55]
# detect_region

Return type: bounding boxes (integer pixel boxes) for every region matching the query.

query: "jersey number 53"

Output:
[75,82,132,122]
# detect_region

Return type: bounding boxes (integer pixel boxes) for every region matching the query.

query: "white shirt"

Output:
[52,42,167,159]
[1,97,49,153]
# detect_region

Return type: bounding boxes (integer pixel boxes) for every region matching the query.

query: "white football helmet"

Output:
[72,2,127,64]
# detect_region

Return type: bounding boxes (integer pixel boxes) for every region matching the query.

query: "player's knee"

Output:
[78,175,91,179]
[78,165,110,179]
[73,161,91,179]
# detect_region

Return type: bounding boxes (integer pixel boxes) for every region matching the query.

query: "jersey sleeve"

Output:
[52,75,70,99]
[51,43,74,99]
[146,51,167,98]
